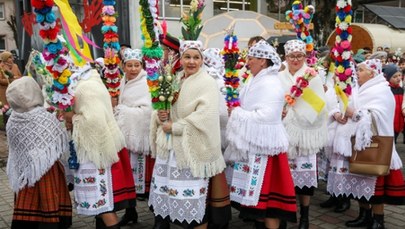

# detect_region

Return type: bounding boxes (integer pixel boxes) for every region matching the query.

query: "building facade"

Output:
[0,0,17,52]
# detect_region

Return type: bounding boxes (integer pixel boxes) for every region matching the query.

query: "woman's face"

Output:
[124,60,143,80]
[356,64,374,86]
[247,56,266,76]
[180,49,203,77]
[285,51,306,74]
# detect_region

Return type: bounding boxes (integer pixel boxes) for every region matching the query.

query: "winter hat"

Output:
[382,64,400,81]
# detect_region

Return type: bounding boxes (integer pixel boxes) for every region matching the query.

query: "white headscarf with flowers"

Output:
[123,48,143,63]
[179,40,204,57]
[359,58,383,77]
[203,48,224,79]
[284,39,306,55]
[248,40,281,73]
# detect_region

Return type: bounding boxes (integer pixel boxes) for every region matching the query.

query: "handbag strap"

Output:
[369,111,378,136]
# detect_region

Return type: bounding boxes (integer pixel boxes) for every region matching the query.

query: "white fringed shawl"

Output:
[334,74,402,169]
[224,67,289,162]
[72,70,126,169]
[278,65,328,158]
[115,70,151,153]
[150,69,225,178]
[6,107,68,193]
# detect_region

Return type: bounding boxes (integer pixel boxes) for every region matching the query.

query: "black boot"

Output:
[118,207,138,226]
[279,220,287,229]
[368,214,385,229]
[320,195,338,208]
[153,215,171,229]
[95,216,105,229]
[105,224,120,229]
[334,196,351,213]
[298,205,309,229]
[345,207,372,227]
[254,221,266,229]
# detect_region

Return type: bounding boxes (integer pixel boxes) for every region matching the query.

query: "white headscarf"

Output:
[284,39,306,55]
[203,48,224,79]
[123,48,143,63]
[248,40,281,73]
[179,40,204,57]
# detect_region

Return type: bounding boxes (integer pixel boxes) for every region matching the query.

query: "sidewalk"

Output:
[0,131,405,228]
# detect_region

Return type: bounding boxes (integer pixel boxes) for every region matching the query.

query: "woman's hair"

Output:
[265,59,274,67]
[248,36,265,47]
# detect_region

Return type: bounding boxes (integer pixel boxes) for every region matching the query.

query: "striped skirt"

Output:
[11,161,72,228]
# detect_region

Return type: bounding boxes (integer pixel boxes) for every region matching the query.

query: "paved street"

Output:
[0,130,405,229]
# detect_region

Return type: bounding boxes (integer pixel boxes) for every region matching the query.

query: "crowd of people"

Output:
[3,31,405,229]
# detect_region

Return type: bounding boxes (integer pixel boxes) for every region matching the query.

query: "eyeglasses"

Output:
[286,54,306,61]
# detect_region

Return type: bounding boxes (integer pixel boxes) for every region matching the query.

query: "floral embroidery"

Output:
[183,189,195,197]
[301,162,313,169]
[98,169,105,175]
[339,167,348,173]
[83,176,96,183]
[74,177,82,184]
[99,179,107,196]
[199,187,206,195]
[289,163,297,170]
[242,164,250,173]
[168,188,178,197]
[92,199,106,208]
[80,201,90,209]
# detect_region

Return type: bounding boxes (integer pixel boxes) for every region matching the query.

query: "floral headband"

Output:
[123,48,143,63]
[179,40,204,56]
[359,59,382,76]
[248,40,281,67]
[203,48,225,79]
[284,39,306,55]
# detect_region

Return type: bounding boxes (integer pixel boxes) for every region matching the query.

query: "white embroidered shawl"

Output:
[72,70,126,169]
[334,74,402,169]
[278,64,328,158]
[150,69,225,178]
[224,67,289,162]
[6,107,68,193]
[115,70,151,153]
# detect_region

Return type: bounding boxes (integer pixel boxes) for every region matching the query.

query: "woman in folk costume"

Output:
[6,77,72,229]
[202,48,232,229]
[225,40,297,229]
[149,40,227,229]
[114,48,153,226]
[66,66,136,229]
[203,48,228,150]
[160,33,182,75]
[327,59,405,229]
[277,39,328,229]
[317,54,352,212]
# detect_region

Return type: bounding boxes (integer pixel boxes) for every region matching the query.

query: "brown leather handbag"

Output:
[349,113,393,176]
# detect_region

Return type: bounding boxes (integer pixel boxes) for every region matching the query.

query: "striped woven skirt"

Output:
[11,161,72,229]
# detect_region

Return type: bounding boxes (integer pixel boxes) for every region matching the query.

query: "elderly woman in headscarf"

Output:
[225,40,297,229]
[328,59,405,229]
[113,48,152,226]
[6,77,72,229]
[149,40,227,229]
[277,39,328,229]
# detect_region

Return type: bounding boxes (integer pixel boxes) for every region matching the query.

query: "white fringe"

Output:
[354,113,373,151]
[390,150,403,170]
[225,109,289,161]
[7,133,68,193]
[115,107,151,154]
[285,121,328,158]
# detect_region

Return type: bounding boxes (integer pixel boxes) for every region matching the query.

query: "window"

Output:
[158,0,193,20]
[213,0,256,16]
[0,36,6,50]
[0,3,5,20]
